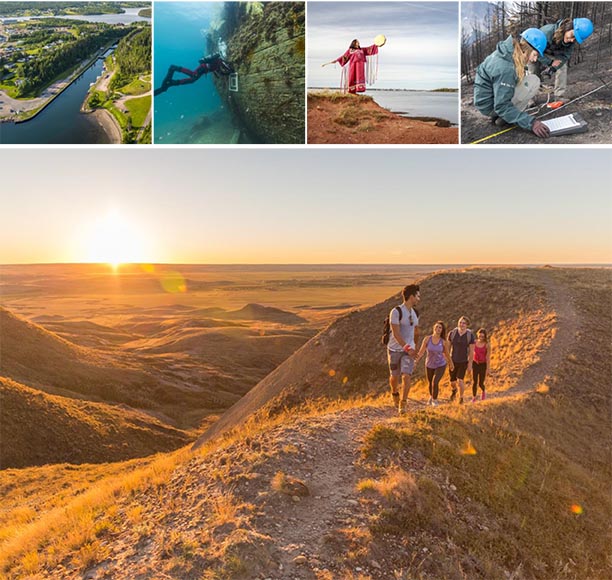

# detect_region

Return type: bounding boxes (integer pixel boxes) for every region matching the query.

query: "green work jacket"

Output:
[474,36,534,130]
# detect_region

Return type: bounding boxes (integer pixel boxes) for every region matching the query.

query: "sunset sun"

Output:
[83,210,149,268]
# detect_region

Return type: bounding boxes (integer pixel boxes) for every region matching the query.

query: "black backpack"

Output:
[381,306,403,346]
[449,328,474,345]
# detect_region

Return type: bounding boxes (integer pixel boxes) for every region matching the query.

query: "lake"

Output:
[369,90,459,125]
[0,8,150,25]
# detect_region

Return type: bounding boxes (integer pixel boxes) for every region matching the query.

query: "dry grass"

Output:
[0,447,190,576]
[308,90,374,104]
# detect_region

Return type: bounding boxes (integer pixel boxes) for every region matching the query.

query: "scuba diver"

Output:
[154,54,234,96]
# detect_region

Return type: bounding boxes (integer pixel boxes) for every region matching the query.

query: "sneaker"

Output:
[427,397,433,406]
[431,400,438,408]
[398,401,407,416]
[471,396,477,403]
[449,389,457,402]
[459,397,464,405]
[481,391,486,401]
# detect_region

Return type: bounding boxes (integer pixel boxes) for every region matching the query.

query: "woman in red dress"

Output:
[323,38,383,94]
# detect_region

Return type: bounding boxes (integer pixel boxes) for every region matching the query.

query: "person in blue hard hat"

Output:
[529,18,594,103]
[473,28,550,138]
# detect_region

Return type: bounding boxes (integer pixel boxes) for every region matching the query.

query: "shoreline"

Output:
[307,91,458,144]
[90,108,121,144]
[0,43,117,124]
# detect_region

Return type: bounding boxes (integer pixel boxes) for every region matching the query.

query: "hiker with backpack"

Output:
[471,328,491,402]
[448,316,475,404]
[415,321,453,407]
[382,284,420,416]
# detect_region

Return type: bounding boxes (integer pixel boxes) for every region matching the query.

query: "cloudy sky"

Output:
[1,149,611,265]
[308,1,459,90]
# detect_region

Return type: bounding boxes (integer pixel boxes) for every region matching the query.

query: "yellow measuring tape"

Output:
[470,125,516,144]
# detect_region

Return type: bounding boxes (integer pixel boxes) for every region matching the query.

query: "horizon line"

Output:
[1,262,611,268]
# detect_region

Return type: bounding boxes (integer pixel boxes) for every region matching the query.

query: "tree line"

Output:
[109,27,151,91]
[15,25,131,97]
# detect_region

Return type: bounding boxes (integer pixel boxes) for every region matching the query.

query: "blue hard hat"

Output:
[521,28,547,57]
[573,18,594,44]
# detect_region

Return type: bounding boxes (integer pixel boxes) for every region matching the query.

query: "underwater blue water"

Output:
[154,2,235,144]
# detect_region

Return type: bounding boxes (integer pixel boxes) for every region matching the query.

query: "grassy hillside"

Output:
[0,268,609,579]
[0,377,190,468]
[0,307,170,408]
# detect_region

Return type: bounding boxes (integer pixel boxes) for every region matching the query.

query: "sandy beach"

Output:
[90,108,121,144]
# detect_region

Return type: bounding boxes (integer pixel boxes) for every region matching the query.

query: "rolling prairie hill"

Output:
[0,303,313,436]
[0,377,190,469]
[0,268,610,579]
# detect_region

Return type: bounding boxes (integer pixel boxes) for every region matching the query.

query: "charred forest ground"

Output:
[461,2,612,145]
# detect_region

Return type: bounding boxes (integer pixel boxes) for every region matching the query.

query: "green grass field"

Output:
[124,95,150,128]
[118,77,150,96]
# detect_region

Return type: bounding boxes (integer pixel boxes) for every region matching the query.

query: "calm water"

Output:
[369,90,459,125]
[0,8,150,25]
[154,2,240,144]
[0,57,110,144]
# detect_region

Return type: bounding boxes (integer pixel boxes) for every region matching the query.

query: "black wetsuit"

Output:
[154,55,234,96]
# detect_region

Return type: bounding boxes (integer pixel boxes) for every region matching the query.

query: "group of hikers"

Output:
[473,16,594,137]
[384,284,491,415]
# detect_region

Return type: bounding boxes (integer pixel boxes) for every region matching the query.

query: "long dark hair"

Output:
[350,38,360,50]
[433,320,446,340]
[476,328,488,343]
[553,18,573,44]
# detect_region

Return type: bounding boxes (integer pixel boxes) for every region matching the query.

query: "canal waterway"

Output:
[0,55,111,144]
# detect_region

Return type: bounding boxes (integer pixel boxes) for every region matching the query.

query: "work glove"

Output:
[532,119,550,138]
[541,66,555,78]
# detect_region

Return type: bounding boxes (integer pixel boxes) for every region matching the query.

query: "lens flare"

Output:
[570,504,583,515]
[141,263,155,274]
[342,376,349,384]
[160,271,187,294]
[328,369,336,377]
[460,440,477,455]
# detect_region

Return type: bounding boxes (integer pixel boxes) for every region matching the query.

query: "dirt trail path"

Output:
[509,269,579,394]
[249,269,580,577]
[254,406,391,577]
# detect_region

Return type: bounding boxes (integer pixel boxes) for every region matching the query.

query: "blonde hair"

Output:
[512,37,534,81]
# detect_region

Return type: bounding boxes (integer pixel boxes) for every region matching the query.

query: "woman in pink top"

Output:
[472,328,491,402]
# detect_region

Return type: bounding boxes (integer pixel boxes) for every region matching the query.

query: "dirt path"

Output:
[243,271,581,578]
[252,406,391,577]
[509,269,579,394]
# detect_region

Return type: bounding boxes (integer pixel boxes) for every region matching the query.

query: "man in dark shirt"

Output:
[448,316,475,404]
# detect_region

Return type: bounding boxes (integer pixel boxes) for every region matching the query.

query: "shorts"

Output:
[449,362,468,381]
[388,350,415,377]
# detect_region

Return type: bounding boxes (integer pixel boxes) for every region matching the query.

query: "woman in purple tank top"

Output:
[416,321,453,407]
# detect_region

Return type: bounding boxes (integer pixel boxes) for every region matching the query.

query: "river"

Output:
[0,56,112,144]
